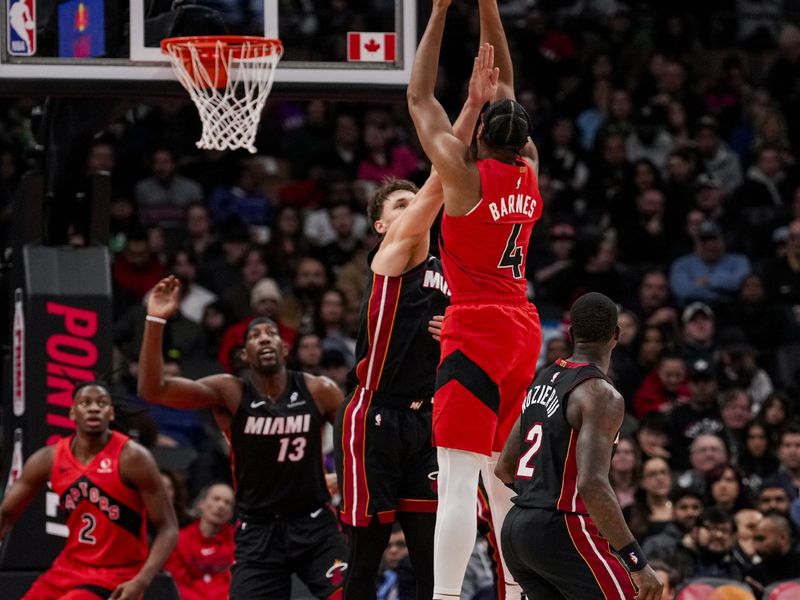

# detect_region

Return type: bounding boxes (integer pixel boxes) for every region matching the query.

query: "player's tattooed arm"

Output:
[495,416,522,484]
[569,379,634,549]
[0,446,53,539]
[114,442,178,599]
[307,374,345,424]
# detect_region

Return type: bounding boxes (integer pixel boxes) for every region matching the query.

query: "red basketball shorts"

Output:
[23,555,142,600]
[433,300,541,455]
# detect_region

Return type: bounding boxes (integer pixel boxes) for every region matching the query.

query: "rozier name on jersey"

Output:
[243,414,311,436]
[422,270,450,296]
[522,384,560,418]
[489,194,537,222]
[63,481,120,520]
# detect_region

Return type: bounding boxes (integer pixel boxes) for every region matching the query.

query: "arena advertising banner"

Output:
[0,246,111,569]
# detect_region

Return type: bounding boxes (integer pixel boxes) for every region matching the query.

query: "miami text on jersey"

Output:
[243,414,312,436]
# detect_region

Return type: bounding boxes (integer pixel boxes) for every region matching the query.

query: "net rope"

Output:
[163,39,282,153]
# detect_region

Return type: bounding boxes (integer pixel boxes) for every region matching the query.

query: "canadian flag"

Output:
[347,32,396,62]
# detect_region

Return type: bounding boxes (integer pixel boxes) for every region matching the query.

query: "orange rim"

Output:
[160,35,283,61]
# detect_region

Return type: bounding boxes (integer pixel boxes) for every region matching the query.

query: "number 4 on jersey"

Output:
[516,422,543,479]
[499,223,525,279]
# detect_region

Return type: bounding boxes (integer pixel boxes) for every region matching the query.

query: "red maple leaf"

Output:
[364,38,381,53]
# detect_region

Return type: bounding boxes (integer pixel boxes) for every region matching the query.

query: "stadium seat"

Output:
[676,578,755,600]
[763,579,800,600]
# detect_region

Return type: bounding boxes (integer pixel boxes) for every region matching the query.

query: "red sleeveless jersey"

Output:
[51,431,148,569]
[439,158,542,300]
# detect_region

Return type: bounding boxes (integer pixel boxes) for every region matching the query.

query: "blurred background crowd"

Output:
[3,1,800,598]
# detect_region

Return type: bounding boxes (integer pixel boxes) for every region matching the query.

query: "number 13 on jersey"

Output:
[516,422,543,479]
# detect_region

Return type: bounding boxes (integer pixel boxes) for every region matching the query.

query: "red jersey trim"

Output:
[556,359,590,369]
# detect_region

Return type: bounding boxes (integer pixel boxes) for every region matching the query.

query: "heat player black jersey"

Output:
[229,371,329,517]
[512,359,613,514]
[351,247,450,398]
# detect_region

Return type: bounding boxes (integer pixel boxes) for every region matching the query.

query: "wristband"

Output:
[617,541,648,572]
[146,315,167,325]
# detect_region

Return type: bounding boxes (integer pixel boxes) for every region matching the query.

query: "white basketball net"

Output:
[163,38,282,153]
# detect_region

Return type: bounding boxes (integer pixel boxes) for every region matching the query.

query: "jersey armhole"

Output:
[117,439,139,492]
[295,371,325,422]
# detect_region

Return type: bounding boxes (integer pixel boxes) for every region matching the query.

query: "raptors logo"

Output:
[326,560,348,587]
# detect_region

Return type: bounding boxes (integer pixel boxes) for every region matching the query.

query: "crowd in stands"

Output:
[3,1,800,598]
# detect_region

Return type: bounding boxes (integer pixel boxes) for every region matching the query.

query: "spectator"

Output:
[756,482,792,518]
[733,509,763,570]
[265,204,311,286]
[625,457,674,542]
[676,433,729,494]
[165,483,236,600]
[719,389,754,462]
[670,220,752,306]
[629,270,678,330]
[318,201,362,279]
[617,188,672,267]
[727,274,789,372]
[739,421,780,495]
[644,488,704,561]
[648,561,679,600]
[680,302,715,365]
[376,524,410,600]
[717,329,774,408]
[637,412,671,461]
[112,228,166,316]
[281,257,329,332]
[763,218,800,317]
[208,157,276,230]
[316,288,356,361]
[160,467,193,528]
[184,202,221,266]
[667,358,724,471]
[168,249,217,324]
[626,107,673,172]
[529,222,575,302]
[317,112,361,179]
[706,464,752,514]
[756,392,793,448]
[691,508,746,580]
[288,332,323,375]
[611,437,640,509]
[320,349,349,392]
[135,147,203,227]
[197,218,252,295]
[356,111,418,183]
[220,247,270,322]
[694,116,743,195]
[746,514,800,594]
[769,423,800,500]
[610,310,641,404]
[633,353,689,418]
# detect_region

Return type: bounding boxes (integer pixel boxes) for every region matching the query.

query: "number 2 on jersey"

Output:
[78,513,97,545]
[499,223,524,279]
[516,422,543,479]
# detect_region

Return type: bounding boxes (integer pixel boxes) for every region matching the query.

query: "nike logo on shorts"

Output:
[310,509,323,518]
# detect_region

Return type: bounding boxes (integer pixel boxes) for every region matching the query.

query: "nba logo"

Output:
[7,0,36,56]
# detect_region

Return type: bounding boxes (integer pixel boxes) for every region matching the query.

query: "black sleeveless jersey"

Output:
[512,359,612,514]
[351,247,450,399]
[228,370,329,517]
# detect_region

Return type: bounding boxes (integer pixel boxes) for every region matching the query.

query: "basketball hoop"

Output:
[161,36,283,153]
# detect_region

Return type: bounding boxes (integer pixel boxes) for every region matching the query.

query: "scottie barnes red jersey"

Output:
[439,158,542,300]
[51,431,148,568]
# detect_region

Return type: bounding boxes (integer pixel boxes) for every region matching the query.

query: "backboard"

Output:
[0,1,416,94]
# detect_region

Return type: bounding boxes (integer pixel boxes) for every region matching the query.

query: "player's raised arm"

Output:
[112,442,178,600]
[374,43,498,276]
[0,447,53,539]
[571,379,662,600]
[478,0,539,174]
[407,0,475,194]
[138,276,234,410]
[479,0,514,101]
